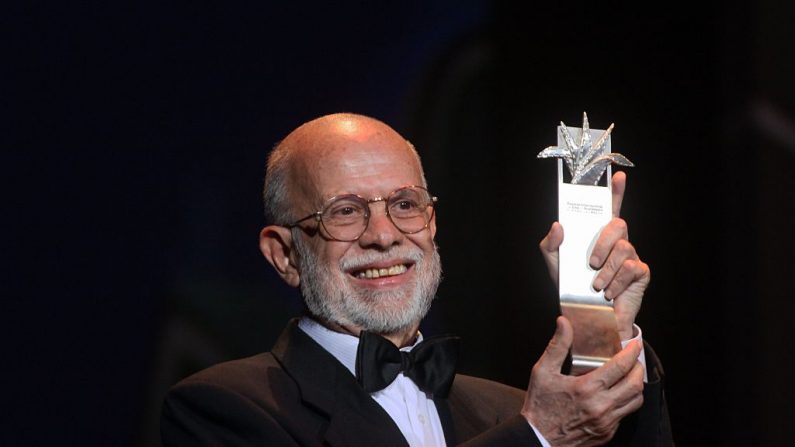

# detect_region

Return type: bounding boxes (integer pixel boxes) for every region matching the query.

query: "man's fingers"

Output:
[603,259,649,300]
[589,218,629,269]
[609,361,645,402]
[571,360,643,443]
[590,340,641,388]
[606,362,646,418]
[536,316,573,373]
[613,391,645,421]
[592,239,638,292]
[611,171,627,218]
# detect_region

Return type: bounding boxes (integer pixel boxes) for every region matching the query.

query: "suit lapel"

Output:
[433,396,458,446]
[272,321,409,447]
[438,375,499,444]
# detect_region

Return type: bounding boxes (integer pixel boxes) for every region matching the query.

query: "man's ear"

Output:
[259,225,301,288]
[429,212,437,239]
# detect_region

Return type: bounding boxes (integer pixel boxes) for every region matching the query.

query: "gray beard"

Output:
[291,231,442,335]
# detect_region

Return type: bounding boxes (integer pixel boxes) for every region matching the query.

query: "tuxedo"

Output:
[161,320,673,446]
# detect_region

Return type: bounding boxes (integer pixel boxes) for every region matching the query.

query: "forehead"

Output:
[292,123,423,203]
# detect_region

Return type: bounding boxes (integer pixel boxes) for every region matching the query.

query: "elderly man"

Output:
[161,113,672,446]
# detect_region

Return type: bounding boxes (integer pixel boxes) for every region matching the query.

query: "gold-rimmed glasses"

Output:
[287,185,437,242]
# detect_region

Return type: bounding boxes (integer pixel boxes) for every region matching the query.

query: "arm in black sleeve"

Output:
[457,415,543,447]
[161,381,299,447]
[606,341,675,447]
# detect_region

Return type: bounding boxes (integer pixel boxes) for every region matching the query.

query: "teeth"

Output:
[355,264,407,279]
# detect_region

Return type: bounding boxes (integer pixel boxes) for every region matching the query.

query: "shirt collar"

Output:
[297,316,424,376]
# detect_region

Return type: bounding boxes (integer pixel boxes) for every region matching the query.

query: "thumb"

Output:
[539,222,563,283]
[539,222,564,255]
[611,171,627,217]
[537,316,573,373]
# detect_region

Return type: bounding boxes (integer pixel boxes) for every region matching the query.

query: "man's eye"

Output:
[328,203,363,218]
[396,200,417,210]
[391,200,421,216]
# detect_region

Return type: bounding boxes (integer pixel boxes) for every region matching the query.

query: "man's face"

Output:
[289,118,441,335]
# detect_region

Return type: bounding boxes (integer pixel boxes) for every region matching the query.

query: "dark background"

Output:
[7,1,795,445]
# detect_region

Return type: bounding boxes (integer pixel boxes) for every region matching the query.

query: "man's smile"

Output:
[352,263,409,279]
[343,257,417,283]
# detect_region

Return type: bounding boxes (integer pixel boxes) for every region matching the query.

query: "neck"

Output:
[378,327,420,348]
[312,316,420,348]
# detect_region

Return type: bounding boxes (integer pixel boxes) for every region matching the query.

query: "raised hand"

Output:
[522,317,645,446]
[539,171,650,339]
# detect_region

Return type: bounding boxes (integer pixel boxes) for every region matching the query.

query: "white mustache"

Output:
[339,247,424,272]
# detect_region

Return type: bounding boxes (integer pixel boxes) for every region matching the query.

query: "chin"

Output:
[344,289,432,335]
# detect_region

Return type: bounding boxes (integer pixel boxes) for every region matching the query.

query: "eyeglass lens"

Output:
[320,187,433,241]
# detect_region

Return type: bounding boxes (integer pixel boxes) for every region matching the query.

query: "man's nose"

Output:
[357,205,403,249]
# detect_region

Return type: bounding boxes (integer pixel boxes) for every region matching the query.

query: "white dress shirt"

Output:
[297,317,646,447]
[298,318,446,446]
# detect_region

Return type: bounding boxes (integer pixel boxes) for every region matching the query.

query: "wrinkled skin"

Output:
[261,115,651,446]
[529,172,650,445]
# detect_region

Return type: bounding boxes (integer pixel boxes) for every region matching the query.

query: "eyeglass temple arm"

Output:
[286,212,321,228]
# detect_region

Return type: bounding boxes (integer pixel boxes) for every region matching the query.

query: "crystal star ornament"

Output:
[537,112,634,185]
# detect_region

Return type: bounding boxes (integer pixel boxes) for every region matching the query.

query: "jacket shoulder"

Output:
[448,374,525,426]
[450,374,525,410]
[445,375,537,446]
[174,352,281,392]
[161,352,322,446]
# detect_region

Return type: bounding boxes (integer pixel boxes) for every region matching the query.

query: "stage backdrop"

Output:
[7,1,795,445]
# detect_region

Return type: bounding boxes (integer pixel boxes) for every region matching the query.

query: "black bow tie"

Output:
[355,331,460,398]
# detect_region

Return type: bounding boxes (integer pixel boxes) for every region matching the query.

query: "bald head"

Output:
[263,113,426,224]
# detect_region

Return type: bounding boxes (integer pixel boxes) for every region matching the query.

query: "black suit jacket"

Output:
[161,321,672,446]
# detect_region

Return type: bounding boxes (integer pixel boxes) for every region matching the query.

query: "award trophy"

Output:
[538,112,634,375]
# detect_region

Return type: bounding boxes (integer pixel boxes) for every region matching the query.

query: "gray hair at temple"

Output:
[262,141,296,225]
[262,114,428,225]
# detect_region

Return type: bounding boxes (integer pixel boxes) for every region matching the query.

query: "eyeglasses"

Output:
[287,185,438,242]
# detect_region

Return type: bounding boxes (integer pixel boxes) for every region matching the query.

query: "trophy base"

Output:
[561,302,622,375]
